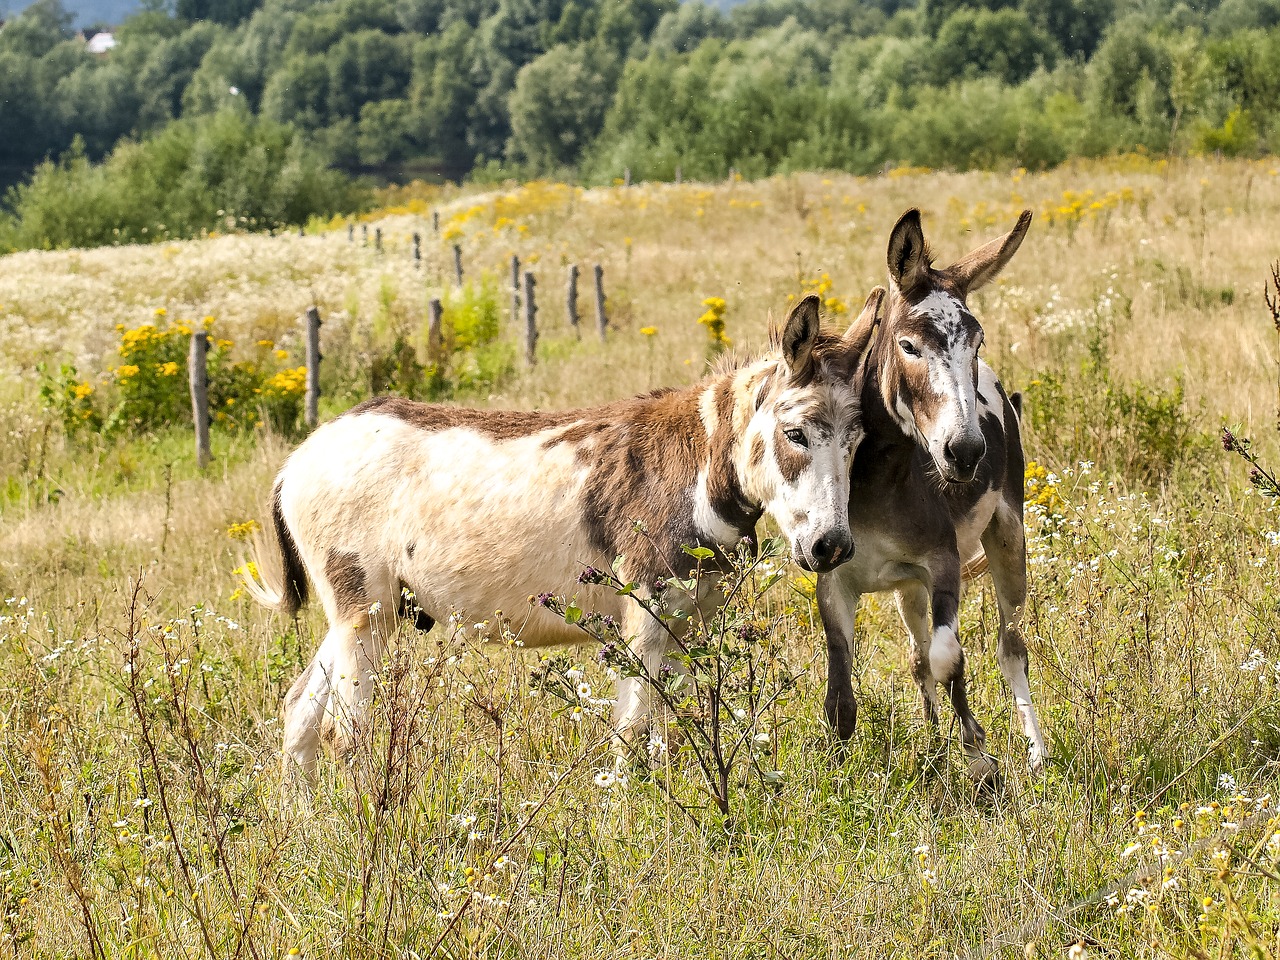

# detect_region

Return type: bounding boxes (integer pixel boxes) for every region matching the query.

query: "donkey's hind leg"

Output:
[983,506,1048,772]
[282,643,335,783]
[322,560,400,764]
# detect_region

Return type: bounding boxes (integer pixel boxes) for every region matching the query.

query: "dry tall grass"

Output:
[1,156,1279,959]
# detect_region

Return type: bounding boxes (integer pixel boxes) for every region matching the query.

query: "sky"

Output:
[3,0,143,27]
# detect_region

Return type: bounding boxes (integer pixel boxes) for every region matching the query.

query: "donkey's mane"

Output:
[708,327,851,379]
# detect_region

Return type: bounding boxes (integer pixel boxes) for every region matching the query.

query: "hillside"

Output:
[3,0,139,27]
[1,160,1279,957]
[4,0,1280,251]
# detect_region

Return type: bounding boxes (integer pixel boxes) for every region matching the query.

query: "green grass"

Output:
[2,160,1280,958]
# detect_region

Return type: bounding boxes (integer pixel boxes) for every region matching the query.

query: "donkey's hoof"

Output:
[968,754,1003,793]
[824,695,858,742]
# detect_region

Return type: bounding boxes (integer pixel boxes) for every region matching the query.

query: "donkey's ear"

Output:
[886,209,931,296]
[843,286,885,357]
[775,293,821,384]
[949,209,1032,295]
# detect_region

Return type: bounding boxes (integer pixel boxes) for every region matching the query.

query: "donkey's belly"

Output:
[363,422,627,644]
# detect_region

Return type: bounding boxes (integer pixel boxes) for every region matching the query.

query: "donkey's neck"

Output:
[857,342,919,470]
[698,369,765,538]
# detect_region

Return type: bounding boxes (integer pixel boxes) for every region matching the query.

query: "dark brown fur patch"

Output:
[749,435,765,468]
[347,394,584,440]
[576,388,710,581]
[325,549,367,619]
[773,423,809,483]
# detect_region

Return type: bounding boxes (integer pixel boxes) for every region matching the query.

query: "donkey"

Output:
[244,294,864,781]
[817,210,1048,785]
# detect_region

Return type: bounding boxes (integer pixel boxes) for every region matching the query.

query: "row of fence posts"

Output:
[187,261,610,467]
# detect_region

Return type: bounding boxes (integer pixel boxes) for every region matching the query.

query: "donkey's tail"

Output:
[239,482,309,617]
[960,551,989,582]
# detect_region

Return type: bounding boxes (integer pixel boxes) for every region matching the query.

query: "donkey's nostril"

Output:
[810,531,854,570]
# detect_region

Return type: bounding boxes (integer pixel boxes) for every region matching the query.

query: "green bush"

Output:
[4,110,364,251]
[41,313,308,440]
[1023,328,1212,488]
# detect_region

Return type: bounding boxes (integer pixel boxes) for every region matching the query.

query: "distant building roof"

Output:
[86,32,117,54]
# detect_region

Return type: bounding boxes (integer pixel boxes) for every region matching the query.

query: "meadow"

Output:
[1,157,1279,958]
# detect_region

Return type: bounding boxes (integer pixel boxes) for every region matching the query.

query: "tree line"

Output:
[3,0,1280,248]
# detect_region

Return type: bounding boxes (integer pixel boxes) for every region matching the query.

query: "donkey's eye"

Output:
[784,428,809,448]
[898,339,921,358]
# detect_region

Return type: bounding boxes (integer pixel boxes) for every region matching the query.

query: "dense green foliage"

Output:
[6,0,1280,247]
[0,110,361,249]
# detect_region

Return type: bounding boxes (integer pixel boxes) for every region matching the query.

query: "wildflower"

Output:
[226,520,259,541]
[593,770,616,789]
[577,566,604,584]
[576,682,592,699]
[640,326,657,336]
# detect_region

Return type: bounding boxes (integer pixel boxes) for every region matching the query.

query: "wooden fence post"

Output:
[510,254,520,327]
[427,298,443,361]
[347,223,354,243]
[188,332,210,469]
[304,306,321,429]
[593,264,608,342]
[413,232,421,268]
[566,263,579,335]
[522,271,538,366]
[624,167,631,187]
[432,210,439,234]
[452,244,464,287]
[675,166,682,185]
[362,224,368,246]
[298,225,305,237]
[374,227,382,253]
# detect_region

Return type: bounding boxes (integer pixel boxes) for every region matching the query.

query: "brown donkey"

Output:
[818,210,1048,785]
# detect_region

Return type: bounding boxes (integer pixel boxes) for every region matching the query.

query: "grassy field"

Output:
[2,156,1280,958]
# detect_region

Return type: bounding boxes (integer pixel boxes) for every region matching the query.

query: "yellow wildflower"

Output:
[226,520,260,542]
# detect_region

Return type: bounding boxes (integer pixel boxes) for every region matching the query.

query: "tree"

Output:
[932,8,1060,86]
[506,42,619,169]
[0,0,73,57]
[176,0,263,26]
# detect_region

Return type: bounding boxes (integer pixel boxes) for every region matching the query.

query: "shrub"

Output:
[4,111,364,251]
[42,312,308,440]
[1023,328,1212,488]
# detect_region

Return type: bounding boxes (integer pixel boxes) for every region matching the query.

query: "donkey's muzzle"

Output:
[800,529,855,573]
[942,435,986,483]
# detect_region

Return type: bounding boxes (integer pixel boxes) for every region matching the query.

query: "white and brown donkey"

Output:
[245,295,864,780]
[818,210,1049,785]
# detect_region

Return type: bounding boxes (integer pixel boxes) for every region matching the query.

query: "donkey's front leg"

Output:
[817,572,861,740]
[927,562,998,786]
[611,603,674,757]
